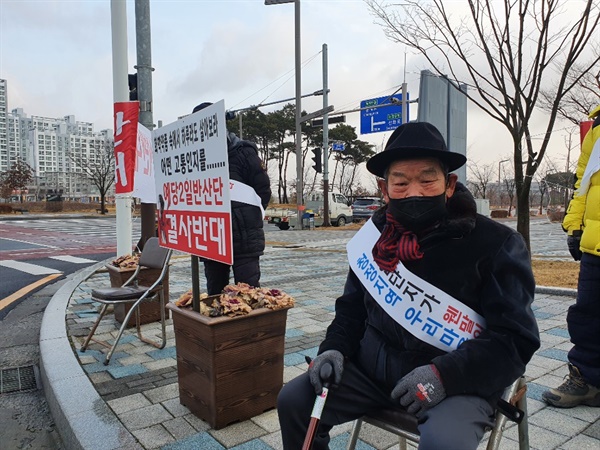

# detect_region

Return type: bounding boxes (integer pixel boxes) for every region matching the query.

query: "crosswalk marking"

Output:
[49,255,97,264]
[0,260,61,275]
[3,219,142,241]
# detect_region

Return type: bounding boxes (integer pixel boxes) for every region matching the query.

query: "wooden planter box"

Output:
[106,264,170,327]
[166,300,290,429]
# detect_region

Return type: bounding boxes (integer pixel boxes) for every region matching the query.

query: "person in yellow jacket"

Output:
[542,105,600,408]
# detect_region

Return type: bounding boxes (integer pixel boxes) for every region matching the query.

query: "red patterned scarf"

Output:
[372,211,423,271]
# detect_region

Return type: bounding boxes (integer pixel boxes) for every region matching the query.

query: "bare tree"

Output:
[366,0,600,252]
[0,159,34,201]
[69,139,115,214]
[467,161,495,199]
[541,67,600,124]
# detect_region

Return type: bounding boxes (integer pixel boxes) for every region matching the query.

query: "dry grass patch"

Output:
[532,259,579,289]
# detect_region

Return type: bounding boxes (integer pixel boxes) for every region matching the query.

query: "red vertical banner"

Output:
[580,120,593,146]
[114,102,139,194]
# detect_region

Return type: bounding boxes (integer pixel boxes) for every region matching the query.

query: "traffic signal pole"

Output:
[134,0,156,250]
[321,43,331,227]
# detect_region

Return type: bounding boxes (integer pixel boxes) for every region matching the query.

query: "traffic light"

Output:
[128,73,138,101]
[311,148,322,173]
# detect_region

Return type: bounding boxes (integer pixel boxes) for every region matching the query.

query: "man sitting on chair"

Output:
[277,122,540,450]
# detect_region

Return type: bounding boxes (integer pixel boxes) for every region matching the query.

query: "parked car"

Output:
[351,197,383,222]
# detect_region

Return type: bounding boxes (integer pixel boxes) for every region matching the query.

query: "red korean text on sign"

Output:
[157,210,233,265]
[162,177,224,208]
[113,102,139,194]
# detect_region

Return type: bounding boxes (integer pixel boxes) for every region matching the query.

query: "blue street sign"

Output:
[360,93,409,134]
[331,142,345,152]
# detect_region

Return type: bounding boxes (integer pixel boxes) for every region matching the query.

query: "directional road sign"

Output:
[331,142,345,152]
[360,94,409,134]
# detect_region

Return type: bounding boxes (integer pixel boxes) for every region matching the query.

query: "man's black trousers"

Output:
[203,256,261,295]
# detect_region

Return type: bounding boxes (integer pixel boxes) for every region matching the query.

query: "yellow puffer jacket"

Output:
[562,105,600,256]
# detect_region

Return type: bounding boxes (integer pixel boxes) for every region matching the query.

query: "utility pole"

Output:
[135,0,156,250]
[401,82,408,127]
[564,133,573,211]
[111,0,133,256]
[263,0,303,226]
[294,0,303,228]
[322,43,331,227]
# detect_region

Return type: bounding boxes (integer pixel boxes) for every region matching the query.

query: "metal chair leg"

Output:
[136,289,166,350]
[399,436,409,450]
[346,418,363,450]
[104,289,167,365]
[516,377,529,450]
[486,376,527,450]
[80,303,110,352]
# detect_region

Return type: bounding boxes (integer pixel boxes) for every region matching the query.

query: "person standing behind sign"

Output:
[542,105,600,408]
[192,103,271,295]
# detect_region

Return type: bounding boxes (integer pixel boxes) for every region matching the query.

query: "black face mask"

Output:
[387,193,447,232]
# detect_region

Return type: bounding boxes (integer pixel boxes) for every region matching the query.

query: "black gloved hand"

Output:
[391,364,446,417]
[567,231,582,261]
[308,350,344,395]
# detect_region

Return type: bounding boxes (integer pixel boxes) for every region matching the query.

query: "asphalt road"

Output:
[0,216,285,450]
[0,217,126,450]
[0,277,65,450]
[0,216,133,319]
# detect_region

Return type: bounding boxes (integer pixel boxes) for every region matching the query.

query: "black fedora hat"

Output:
[366,122,466,178]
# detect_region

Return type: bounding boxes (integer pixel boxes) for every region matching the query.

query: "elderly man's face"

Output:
[378,158,457,202]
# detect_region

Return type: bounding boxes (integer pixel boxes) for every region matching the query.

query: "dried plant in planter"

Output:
[110,254,140,269]
[174,282,295,317]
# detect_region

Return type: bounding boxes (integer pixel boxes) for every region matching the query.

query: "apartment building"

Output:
[1,79,114,201]
[0,79,8,172]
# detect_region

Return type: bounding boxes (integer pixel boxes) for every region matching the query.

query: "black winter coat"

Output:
[227,132,271,258]
[319,184,540,405]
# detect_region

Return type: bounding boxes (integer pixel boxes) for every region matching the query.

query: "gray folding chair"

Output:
[346,376,529,450]
[80,237,172,365]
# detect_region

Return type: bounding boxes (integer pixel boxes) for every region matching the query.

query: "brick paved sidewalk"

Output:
[60,226,599,450]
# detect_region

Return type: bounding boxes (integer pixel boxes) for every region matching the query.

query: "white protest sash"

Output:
[230,180,265,218]
[347,219,486,352]
[576,137,600,197]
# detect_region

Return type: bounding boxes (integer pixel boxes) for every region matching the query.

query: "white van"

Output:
[305,191,353,227]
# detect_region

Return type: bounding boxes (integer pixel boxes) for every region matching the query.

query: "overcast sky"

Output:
[0,0,582,185]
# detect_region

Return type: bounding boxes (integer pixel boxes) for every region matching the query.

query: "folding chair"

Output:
[80,237,172,365]
[346,376,529,450]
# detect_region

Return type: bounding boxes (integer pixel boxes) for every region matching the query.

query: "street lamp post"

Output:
[498,159,510,185]
[498,159,510,208]
[265,0,303,226]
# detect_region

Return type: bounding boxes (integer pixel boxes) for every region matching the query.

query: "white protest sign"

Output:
[152,100,233,265]
[133,124,156,203]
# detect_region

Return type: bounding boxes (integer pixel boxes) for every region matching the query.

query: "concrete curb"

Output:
[535,285,578,297]
[39,260,142,450]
